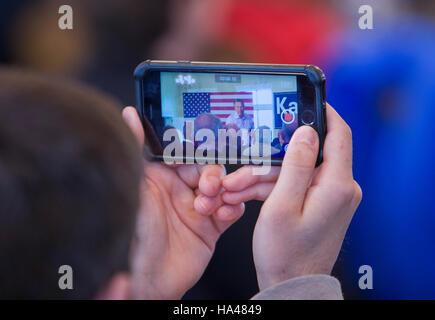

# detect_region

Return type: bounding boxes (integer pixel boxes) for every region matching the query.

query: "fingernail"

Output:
[294,126,317,146]
[224,206,234,217]
[218,206,234,220]
[207,175,220,188]
[196,196,208,213]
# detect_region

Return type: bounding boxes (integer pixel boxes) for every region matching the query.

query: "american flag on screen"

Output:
[183,92,253,124]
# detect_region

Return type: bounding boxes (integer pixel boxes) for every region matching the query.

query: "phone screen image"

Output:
[157,71,300,164]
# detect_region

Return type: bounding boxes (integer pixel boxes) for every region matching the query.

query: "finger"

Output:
[194,194,219,216]
[215,203,245,222]
[222,183,275,204]
[175,164,204,189]
[320,103,353,180]
[175,163,225,192]
[195,189,247,223]
[122,106,144,149]
[272,125,319,214]
[222,165,280,192]
[198,164,226,197]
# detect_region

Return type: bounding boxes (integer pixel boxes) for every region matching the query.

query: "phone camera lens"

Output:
[301,110,315,125]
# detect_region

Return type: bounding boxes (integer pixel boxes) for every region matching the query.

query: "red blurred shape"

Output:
[217,0,343,65]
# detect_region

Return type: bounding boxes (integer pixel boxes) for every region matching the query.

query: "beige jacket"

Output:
[251,275,343,300]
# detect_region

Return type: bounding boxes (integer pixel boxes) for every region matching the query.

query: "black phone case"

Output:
[134,60,326,166]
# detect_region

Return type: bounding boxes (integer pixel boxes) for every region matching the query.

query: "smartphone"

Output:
[134,60,326,166]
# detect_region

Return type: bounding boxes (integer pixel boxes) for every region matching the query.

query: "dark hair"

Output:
[194,113,223,138]
[234,99,245,108]
[0,68,142,299]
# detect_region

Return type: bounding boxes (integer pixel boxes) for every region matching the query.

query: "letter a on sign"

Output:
[273,92,297,129]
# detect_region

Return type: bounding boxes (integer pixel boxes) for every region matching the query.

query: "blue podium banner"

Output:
[273,92,298,129]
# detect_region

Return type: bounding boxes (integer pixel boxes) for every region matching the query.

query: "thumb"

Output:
[271,125,319,214]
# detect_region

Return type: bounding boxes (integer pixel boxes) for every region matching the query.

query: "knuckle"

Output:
[334,181,356,204]
[353,181,363,205]
[343,123,353,141]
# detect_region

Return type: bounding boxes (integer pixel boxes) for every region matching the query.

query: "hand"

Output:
[221,104,362,291]
[122,107,245,299]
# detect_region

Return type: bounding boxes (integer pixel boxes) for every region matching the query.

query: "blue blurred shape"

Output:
[326,16,435,299]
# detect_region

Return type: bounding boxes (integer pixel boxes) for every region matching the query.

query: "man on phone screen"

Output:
[226,99,254,131]
[226,99,254,146]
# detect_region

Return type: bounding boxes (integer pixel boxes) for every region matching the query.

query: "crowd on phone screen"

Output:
[163,99,294,160]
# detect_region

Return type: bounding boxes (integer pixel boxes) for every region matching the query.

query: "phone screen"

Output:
[141,69,317,165]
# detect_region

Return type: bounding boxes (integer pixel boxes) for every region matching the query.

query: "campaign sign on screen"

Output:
[274,92,297,129]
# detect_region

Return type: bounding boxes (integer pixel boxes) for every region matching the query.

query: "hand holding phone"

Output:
[134,60,326,166]
[122,106,246,299]
[222,104,362,291]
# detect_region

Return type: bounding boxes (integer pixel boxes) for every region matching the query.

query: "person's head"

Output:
[225,123,239,132]
[278,128,291,146]
[234,99,245,118]
[0,68,142,299]
[194,113,223,139]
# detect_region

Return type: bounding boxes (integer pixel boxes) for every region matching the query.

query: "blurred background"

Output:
[1,0,434,299]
